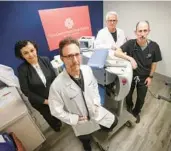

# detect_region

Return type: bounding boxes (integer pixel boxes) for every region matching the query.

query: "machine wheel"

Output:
[95,141,106,151]
[125,121,134,128]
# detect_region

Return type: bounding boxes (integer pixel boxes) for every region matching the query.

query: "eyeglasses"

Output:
[62,53,80,60]
[107,20,117,23]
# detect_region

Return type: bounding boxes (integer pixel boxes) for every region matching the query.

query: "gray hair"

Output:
[106,11,118,21]
[136,20,150,30]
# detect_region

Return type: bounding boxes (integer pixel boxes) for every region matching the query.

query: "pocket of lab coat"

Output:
[94,106,114,128]
[66,92,83,115]
[69,93,80,100]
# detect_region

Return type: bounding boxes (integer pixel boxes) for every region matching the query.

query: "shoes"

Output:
[84,147,92,151]
[84,149,91,151]
[135,114,140,123]
[132,112,140,123]
[53,123,62,132]
[53,127,61,132]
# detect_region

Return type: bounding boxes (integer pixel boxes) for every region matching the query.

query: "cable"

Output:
[147,88,159,99]
[148,84,171,103]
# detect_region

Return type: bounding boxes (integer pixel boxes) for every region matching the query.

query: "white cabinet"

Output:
[0,87,45,151]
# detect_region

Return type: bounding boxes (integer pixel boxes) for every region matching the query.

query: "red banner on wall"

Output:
[38,6,92,51]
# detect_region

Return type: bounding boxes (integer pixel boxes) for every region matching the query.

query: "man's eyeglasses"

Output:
[62,53,81,60]
[108,20,117,23]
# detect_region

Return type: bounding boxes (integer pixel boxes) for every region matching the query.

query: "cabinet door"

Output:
[5,114,45,151]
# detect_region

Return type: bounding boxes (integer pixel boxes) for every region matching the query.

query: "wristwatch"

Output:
[149,75,153,79]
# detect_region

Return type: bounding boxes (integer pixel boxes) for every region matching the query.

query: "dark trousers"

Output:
[78,134,92,151]
[77,116,118,150]
[126,76,148,115]
[35,105,61,131]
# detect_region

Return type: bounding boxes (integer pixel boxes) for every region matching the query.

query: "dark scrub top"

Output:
[111,30,117,42]
[121,39,162,77]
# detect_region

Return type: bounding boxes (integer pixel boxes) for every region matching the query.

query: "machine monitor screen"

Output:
[80,41,89,49]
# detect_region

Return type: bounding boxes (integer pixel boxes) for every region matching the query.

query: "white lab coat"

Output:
[48,65,114,136]
[94,27,126,50]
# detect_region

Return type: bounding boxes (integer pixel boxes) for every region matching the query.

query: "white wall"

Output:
[104,1,171,77]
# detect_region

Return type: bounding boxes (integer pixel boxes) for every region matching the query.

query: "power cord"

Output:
[146,80,171,103]
[148,87,171,102]
[157,81,171,103]
[148,88,159,99]
[158,94,171,103]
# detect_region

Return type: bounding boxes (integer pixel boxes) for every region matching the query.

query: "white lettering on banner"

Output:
[48,26,90,38]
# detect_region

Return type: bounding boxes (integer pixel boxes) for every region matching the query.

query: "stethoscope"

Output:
[133,40,152,59]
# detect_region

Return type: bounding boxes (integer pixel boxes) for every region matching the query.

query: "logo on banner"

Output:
[65,18,74,29]
[39,6,92,51]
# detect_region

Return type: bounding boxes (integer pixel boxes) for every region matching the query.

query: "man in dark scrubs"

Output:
[115,21,162,123]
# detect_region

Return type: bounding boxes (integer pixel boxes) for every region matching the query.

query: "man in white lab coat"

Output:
[95,11,126,50]
[48,37,118,151]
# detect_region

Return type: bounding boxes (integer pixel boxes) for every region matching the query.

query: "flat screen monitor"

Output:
[80,41,89,49]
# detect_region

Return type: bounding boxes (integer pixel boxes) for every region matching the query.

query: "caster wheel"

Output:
[95,141,106,151]
[125,121,134,128]
[158,95,161,99]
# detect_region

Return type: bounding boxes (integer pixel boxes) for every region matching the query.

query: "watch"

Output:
[149,75,153,79]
